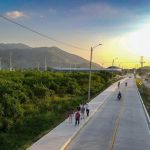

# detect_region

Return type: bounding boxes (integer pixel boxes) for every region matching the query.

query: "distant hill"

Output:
[0,43,102,69]
[0,43,31,50]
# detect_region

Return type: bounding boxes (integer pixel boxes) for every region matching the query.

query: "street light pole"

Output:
[88,47,93,101]
[88,44,102,101]
[0,57,1,71]
[9,52,12,71]
[112,57,118,66]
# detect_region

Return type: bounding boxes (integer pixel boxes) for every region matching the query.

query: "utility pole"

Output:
[112,59,114,66]
[74,63,76,69]
[112,57,118,66]
[70,64,72,73]
[0,57,1,70]
[9,52,12,71]
[88,47,93,101]
[119,63,121,68]
[140,56,145,68]
[44,56,47,71]
[37,62,40,71]
[101,63,104,68]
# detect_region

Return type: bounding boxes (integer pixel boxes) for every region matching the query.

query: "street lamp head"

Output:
[92,43,102,49]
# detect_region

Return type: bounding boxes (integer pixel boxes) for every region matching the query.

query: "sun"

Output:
[125,24,150,57]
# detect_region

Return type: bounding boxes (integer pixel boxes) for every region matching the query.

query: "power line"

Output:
[0,14,86,50]
[102,61,136,63]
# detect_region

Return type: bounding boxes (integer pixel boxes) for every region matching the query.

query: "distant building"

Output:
[52,66,122,72]
[107,66,122,72]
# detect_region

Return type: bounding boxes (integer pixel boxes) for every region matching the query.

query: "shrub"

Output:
[33,84,49,98]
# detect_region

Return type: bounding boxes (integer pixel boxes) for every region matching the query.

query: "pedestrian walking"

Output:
[125,82,128,87]
[80,104,85,119]
[68,110,74,123]
[75,110,80,126]
[118,82,120,88]
[85,103,90,117]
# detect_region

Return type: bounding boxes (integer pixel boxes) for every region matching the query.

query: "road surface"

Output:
[66,77,150,150]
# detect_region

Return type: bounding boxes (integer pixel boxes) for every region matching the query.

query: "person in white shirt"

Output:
[80,105,85,119]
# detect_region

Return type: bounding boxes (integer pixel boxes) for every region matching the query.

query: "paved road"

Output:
[67,77,150,150]
[28,77,119,150]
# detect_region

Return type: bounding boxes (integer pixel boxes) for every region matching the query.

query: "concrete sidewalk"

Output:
[28,79,126,150]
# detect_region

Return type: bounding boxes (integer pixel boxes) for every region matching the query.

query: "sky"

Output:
[1,0,150,68]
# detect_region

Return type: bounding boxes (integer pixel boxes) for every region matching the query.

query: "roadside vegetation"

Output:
[0,70,117,150]
[136,78,150,115]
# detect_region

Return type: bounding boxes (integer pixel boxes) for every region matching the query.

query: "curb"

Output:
[135,81,150,131]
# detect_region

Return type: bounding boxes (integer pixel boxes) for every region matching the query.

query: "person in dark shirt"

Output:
[75,110,80,126]
[118,82,120,88]
[117,91,122,100]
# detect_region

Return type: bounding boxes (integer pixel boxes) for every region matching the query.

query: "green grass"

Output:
[139,87,150,115]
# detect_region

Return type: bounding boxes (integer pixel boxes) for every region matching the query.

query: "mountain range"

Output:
[0,43,101,70]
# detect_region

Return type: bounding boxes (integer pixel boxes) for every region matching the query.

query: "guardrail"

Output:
[136,83,150,131]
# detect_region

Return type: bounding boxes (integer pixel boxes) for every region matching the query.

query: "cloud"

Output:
[66,3,121,21]
[5,11,26,19]
[62,2,146,33]
[38,8,56,18]
[78,3,119,19]
[39,15,44,18]
[48,8,57,14]
[28,8,56,19]
[66,2,143,25]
